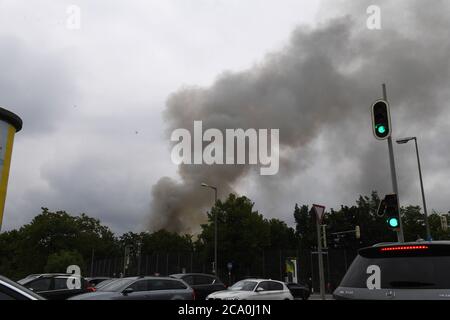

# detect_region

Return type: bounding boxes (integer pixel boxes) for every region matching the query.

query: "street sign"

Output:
[313,204,326,223]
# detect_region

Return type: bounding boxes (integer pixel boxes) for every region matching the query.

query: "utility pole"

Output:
[90,248,95,277]
[313,205,326,300]
[383,84,405,243]
[414,138,431,240]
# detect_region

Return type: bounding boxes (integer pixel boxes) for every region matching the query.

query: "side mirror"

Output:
[122,287,134,296]
[256,287,264,292]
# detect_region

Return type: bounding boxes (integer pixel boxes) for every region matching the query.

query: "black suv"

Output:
[334,241,450,300]
[170,273,226,300]
[18,273,94,300]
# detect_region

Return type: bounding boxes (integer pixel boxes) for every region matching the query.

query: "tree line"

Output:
[0,192,448,281]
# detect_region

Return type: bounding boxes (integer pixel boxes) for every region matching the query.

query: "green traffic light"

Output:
[388,217,399,228]
[377,125,386,134]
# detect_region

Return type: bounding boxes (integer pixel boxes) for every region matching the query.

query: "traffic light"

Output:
[371,100,392,140]
[384,194,400,231]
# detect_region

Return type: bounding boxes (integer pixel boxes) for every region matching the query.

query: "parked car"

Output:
[93,278,118,290]
[286,282,310,300]
[86,277,111,287]
[206,279,293,300]
[334,241,450,300]
[69,276,195,300]
[0,275,45,300]
[18,273,95,300]
[170,273,226,300]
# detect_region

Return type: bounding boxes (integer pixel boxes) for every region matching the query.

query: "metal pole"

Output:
[316,217,326,300]
[90,248,95,277]
[310,251,315,294]
[214,187,218,276]
[262,250,265,278]
[383,84,405,243]
[137,242,142,276]
[414,138,431,240]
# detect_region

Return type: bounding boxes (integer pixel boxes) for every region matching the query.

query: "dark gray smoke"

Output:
[149,0,450,233]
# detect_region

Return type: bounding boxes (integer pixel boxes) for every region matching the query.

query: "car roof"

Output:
[170,273,216,277]
[372,241,450,247]
[123,276,184,281]
[240,279,284,283]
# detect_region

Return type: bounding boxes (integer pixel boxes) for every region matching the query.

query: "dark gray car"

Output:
[334,241,450,300]
[69,276,194,300]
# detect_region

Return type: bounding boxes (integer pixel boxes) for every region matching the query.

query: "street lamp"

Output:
[396,137,431,240]
[201,183,218,275]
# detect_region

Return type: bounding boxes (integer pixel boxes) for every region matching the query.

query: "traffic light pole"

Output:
[383,84,405,243]
[316,216,326,300]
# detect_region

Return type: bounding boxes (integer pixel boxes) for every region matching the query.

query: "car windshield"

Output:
[97,278,135,292]
[17,275,39,285]
[341,245,450,289]
[95,279,116,288]
[229,280,258,291]
[1,277,46,300]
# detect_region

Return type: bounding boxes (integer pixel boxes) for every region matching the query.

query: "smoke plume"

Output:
[149,0,450,233]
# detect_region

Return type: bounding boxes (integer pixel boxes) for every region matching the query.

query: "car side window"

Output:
[269,281,284,291]
[129,280,148,292]
[256,281,271,291]
[54,278,70,290]
[148,279,187,290]
[194,275,214,285]
[28,278,51,291]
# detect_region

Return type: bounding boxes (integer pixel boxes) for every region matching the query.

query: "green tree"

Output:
[196,194,270,278]
[44,250,85,273]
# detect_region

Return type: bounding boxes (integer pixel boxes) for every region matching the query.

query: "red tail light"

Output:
[192,290,196,300]
[380,245,429,252]
[87,286,96,292]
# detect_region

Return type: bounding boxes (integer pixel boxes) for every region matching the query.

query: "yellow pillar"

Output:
[0,107,22,231]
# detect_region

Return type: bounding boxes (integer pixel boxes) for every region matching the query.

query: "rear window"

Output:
[341,244,450,289]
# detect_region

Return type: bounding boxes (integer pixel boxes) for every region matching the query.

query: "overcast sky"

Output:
[1,0,449,235]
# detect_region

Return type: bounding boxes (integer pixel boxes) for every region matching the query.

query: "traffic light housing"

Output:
[371,100,392,140]
[384,194,400,231]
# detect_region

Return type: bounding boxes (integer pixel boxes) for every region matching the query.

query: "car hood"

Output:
[208,290,252,299]
[68,291,121,300]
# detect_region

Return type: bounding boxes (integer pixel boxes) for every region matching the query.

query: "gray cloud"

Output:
[0,36,79,135]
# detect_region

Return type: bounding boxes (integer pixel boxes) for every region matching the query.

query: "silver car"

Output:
[334,241,450,300]
[69,276,194,300]
[207,279,294,300]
